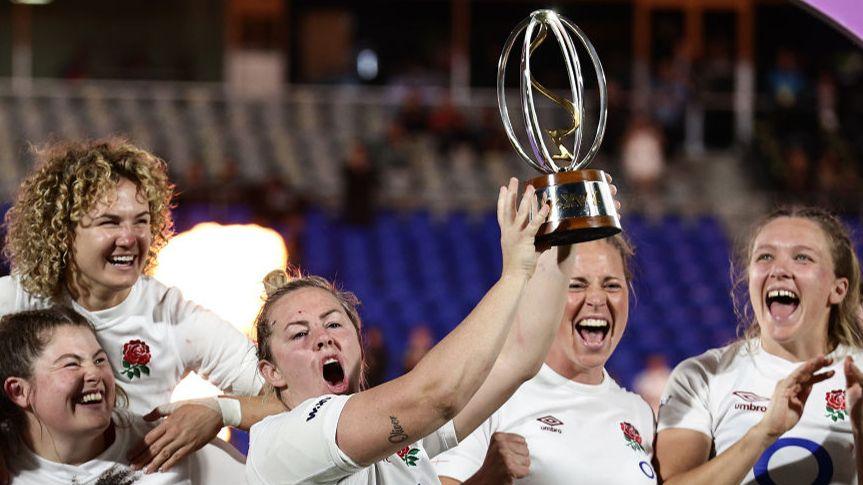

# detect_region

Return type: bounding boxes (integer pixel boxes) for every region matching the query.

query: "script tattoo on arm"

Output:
[388,416,409,444]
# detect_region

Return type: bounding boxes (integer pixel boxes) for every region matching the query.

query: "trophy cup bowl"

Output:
[498,9,620,246]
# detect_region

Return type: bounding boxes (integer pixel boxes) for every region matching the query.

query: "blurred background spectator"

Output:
[633,353,672,415]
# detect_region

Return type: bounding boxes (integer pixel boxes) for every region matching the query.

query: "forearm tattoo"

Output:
[388,415,408,443]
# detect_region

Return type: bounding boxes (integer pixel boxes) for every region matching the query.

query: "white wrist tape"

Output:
[217,397,242,427]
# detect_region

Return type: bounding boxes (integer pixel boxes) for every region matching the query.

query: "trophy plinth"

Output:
[530,169,620,246]
[498,10,620,246]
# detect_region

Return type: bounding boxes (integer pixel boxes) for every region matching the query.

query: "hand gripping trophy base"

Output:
[530,169,621,246]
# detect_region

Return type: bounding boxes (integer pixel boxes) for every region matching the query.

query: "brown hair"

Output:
[731,206,863,350]
[0,306,124,456]
[254,268,367,393]
[3,138,174,299]
[605,233,635,283]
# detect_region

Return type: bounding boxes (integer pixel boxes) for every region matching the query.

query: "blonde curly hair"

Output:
[2,138,175,299]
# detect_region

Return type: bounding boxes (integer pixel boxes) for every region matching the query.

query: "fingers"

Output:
[135,433,182,473]
[129,422,167,465]
[789,356,832,384]
[130,422,194,473]
[497,178,520,227]
[526,188,550,226]
[846,356,863,388]
[144,403,177,422]
[158,443,197,473]
[507,177,519,222]
[603,172,621,213]
[489,432,530,478]
[515,184,536,228]
[497,185,507,226]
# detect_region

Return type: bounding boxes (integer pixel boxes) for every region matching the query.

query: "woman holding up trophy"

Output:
[245,179,599,484]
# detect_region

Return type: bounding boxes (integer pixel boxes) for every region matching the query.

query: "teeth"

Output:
[80,392,102,404]
[324,358,338,365]
[110,255,134,264]
[767,289,798,299]
[578,318,608,328]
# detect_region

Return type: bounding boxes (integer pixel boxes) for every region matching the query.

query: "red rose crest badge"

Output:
[825,389,847,422]
[121,339,151,380]
[620,422,645,452]
[396,446,420,467]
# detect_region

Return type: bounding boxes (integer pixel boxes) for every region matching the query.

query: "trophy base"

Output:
[529,169,621,246]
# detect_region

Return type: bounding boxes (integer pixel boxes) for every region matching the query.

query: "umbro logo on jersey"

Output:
[306,397,332,421]
[732,390,769,412]
[537,415,563,433]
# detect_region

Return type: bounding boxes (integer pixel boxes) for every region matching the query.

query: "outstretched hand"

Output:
[497,178,550,279]
[845,356,863,436]
[760,356,834,439]
[129,401,223,473]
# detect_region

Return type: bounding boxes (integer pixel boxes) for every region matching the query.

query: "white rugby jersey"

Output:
[0,275,262,415]
[246,394,459,484]
[658,341,861,485]
[9,411,191,484]
[433,364,657,484]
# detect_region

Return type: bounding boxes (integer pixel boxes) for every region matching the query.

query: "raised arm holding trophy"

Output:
[498,9,620,246]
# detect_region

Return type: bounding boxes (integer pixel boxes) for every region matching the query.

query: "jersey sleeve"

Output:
[168,287,263,396]
[432,412,498,482]
[246,395,361,485]
[656,355,713,437]
[0,275,20,316]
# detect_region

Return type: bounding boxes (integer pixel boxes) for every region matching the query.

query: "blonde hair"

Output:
[3,138,174,299]
[732,206,863,350]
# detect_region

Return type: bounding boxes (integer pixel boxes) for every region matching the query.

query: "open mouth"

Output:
[322,358,348,393]
[107,255,136,268]
[765,289,800,321]
[575,318,611,348]
[76,390,105,406]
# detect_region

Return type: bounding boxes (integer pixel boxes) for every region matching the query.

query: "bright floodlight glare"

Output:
[357,48,379,80]
[10,0,53,4]
[156,222,288,440]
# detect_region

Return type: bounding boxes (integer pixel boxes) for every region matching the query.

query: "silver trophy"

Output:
[498,9,620,246]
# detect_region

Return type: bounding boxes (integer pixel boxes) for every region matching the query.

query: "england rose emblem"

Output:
[396,446,420,467]
[120,339,151,380]
[825,389,847,422]
[620,422,645,452]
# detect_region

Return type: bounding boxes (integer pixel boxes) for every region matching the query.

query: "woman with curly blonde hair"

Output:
[0,139,265,479]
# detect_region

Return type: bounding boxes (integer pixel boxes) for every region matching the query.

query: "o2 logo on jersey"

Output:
[753,437,833,485]
[638,460,656,480]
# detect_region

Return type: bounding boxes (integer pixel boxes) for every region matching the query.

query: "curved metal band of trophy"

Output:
[498,9,620,246]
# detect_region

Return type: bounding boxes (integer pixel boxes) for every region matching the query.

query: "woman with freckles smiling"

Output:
[1,306,190,484]
[0,139,274,481]
[656,206,863,485]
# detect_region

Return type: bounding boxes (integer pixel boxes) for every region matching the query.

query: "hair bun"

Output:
[263,269,291,297]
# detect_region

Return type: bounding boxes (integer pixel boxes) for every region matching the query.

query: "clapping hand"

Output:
[760,356,834,439]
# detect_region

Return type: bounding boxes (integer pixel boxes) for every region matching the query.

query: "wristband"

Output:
[217,397,242,427]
